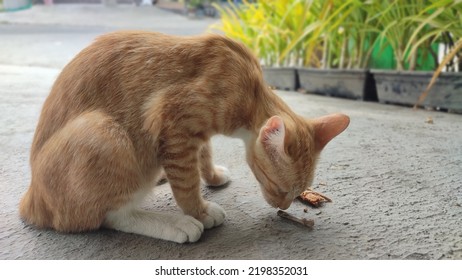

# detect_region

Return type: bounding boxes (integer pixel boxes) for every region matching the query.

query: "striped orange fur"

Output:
[19,31,349,243]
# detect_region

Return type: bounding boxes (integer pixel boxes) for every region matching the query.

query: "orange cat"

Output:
[19,31,349,243]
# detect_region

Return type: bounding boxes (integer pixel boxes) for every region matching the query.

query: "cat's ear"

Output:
[312,113,350,151]
[259,116,286,154]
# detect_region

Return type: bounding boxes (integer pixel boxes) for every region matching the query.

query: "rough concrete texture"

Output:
[1,5,462,260]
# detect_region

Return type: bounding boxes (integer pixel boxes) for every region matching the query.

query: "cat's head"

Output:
[247,113,350,209]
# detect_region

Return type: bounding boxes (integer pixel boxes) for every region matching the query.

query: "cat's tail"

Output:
[19,183,53,230]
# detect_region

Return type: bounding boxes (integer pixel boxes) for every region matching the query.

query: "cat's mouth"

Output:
[252,163,294,209]
[275,196,293,210]
[264,194,293,210]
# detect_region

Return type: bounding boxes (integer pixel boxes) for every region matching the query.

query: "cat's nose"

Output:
[278,204,290,210]
[278,197,292,210]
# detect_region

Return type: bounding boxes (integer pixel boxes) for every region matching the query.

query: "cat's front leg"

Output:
[162,141,226,229]
[199,141,231,187]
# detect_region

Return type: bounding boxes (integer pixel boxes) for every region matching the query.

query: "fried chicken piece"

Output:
[298,190,332,207]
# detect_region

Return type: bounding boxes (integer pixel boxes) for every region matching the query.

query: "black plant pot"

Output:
[262,67,299,91]
[372,70,462,113]
[297,68,377,101]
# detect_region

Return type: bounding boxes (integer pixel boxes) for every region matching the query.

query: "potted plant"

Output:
[213,0,303,90]
[413,1,461,113]
[214,0,377,100]
[296,0,378,101]
[416,38,462,113]
[214,0,461,110]
[370,0,462,111]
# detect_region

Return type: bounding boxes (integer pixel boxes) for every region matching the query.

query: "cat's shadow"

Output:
[156,180,231,191]
[205,181,232,191]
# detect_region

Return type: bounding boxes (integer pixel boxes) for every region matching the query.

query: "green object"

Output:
[214,0,459,71]
[1,0,32,12]
[370,39,438,71]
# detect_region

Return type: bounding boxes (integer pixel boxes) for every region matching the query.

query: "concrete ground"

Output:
[1,4,461,260]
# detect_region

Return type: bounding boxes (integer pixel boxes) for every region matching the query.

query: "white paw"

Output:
[201,201,226,229]
[216,165,231,184]
[208,165,231,187]
[172,215,204,243]
[104,209,204,244]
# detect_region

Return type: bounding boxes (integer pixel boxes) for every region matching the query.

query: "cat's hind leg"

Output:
[199,141,231,187]
[20,110,142,232]
[104,200,204,243]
